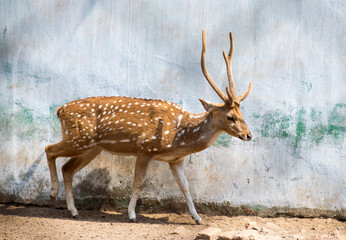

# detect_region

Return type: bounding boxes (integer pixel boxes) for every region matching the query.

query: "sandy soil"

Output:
[0,203,345,240]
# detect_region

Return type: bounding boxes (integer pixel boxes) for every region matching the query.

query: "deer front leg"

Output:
[169,159,202,224]
[128,153,152,222]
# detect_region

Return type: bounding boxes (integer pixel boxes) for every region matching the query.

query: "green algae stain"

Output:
[310,108,322,122]
[13,106,36,138]
[213,132,232,148]
[294,108,306,150]
[14,107,34,125]
[308,108,328,145]
[309,124,328,144]
[0,100,66,141]
[301,81,312,92]
[258,104,345,149]
[0,105,13,139]
[327,103,345,140]
[260,110,293,139]
[49,104,62,134]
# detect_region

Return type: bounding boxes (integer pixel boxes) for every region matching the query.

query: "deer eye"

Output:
[227,116,235,121]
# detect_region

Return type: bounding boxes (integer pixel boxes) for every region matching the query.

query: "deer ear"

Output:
[199,99,215,112]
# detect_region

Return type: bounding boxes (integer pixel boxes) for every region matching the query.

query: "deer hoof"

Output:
[129,218,137,223]
[50,195,56,202]
[195,218,202,225]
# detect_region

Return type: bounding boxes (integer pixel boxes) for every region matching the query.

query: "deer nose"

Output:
[246,133,252,141]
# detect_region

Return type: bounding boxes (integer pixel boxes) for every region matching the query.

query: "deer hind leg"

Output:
[169,159,202,224]
[128,153,152,222]
[62,147,102,217]
[45,141,81,201]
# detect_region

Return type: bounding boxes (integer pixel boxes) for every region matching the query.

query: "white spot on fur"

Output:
[193,127,200,133]
[164,130,169,135]
[177,114,183,127]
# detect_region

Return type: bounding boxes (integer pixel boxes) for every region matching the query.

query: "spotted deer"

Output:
[45,29,252,224]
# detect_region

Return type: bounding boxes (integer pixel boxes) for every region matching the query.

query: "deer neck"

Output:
[174,112,223,153]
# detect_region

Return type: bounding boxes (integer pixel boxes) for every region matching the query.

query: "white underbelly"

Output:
[101,148,185,162]
[153,154,183,162]
[101,148,137,157]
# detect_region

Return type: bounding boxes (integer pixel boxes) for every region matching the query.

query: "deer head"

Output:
[200,29,252,141]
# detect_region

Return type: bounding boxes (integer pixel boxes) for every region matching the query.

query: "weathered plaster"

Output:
[0,0,345,218]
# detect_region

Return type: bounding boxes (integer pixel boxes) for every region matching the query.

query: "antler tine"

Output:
[228,32,234,58]
[239,82,252,102]
[223,32,238,101]
[225,87,234,106]
[201,29,228,103]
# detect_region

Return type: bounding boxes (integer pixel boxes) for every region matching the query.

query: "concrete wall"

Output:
[0,1,345,216]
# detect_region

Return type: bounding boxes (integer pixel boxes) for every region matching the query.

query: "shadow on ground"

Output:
[0,203,195,225]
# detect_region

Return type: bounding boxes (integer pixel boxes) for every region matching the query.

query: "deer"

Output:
[45,29,252,224]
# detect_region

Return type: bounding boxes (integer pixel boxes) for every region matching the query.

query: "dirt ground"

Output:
[0,203,345,240]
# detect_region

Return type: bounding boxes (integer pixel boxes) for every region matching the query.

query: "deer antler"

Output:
[201,29,252,106]
[201,29,228,103]
[223,32,252,105]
